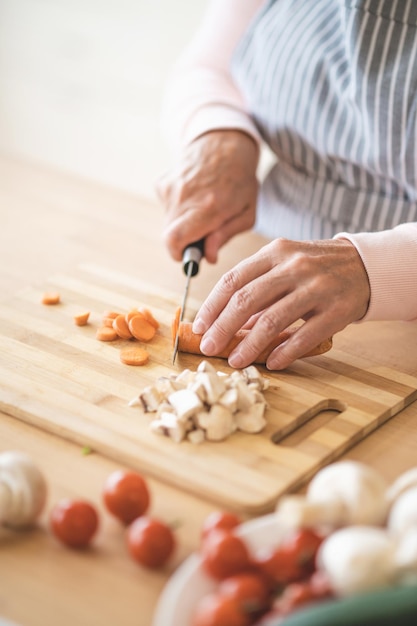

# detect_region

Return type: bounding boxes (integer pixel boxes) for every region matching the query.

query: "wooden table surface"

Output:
[1,154,417,626]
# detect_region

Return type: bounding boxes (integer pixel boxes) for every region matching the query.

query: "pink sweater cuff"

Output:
[180,104,262,150]
[335,224,417,322]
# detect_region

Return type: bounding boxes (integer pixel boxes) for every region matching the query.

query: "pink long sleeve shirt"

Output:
[161,0,417,322]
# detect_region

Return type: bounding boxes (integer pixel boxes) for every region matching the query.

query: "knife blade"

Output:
[172,238,205,364]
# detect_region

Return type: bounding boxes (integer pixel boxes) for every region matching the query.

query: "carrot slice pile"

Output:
[112,314,133,340]
[120,346,149,366]
[43,295,161,366]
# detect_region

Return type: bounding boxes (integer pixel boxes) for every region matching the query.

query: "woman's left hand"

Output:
[192,238,371,370]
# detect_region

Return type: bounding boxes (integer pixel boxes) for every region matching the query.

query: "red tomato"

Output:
[50,499,99,549]
[192,592,250,626]
[272,573,333,618]
[282,528,324,573]
[256,545,305,586]
[127,516,175,568]
[201,511,242,541]
[103,469,150,525]
[200,529,252,581]
[255,528,323,586]
[219,572,270,614]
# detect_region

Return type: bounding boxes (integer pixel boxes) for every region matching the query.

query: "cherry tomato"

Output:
[200,529,252,581]
[219,572,270,614]
[192,592,250,626]
[255,528,323,586]
[201,511,242,541]
[127,516,175,568]
[103,469,150,525]
[283,528,324,573]
[50,499,99,549]
[272,573,333,617]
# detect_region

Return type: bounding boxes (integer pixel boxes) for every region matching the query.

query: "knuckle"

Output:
[222,268,241,294]
[232,286,255,312]
[258,310,278,334]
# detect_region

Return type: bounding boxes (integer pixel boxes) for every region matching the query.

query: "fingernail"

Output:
[200,335,216,355]
[228,350,244,368]
[192,318,207,334]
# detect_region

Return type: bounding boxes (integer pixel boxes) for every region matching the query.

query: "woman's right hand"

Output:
[156,130,259,264]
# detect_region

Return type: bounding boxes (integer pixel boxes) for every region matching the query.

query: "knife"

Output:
[172,238,205,364]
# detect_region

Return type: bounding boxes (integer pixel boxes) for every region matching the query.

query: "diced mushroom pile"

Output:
[129,360,270,443]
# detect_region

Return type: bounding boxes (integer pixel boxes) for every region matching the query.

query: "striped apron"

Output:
[232,0,417,240]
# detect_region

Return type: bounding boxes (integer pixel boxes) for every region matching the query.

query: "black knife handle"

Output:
[182,238,205,277]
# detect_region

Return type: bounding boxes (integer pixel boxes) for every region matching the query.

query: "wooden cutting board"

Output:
[1,263,417,514]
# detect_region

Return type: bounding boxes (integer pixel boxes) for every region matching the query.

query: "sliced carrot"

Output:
[102,310,120,321]
[96,326,118,342]
[112,314,133,340]
[42,292,61,305]
[175,321,333,364]
[102,317,116,328]
[120,346,149,366]
[125,308,140,324]
[73,312,90,326]
[141,308,160,330]
[128,315,156,342]
[171,306,181,344]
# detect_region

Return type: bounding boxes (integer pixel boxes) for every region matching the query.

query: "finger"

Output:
[162,193,215,261]
[241,311,264,329]
[227,288,315,368]
[193,245,274,336]
[265,312,341,370]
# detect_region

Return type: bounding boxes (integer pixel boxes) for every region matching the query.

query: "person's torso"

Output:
[232,0,417,239]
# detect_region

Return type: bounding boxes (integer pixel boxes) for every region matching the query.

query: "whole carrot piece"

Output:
[174,317,332,364]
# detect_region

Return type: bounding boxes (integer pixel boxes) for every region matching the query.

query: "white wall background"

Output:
[0,0,207,199]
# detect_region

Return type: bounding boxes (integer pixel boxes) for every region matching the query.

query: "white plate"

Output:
[152,513,287,626]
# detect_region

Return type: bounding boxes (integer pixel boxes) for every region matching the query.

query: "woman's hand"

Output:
[156,130,259,263]
[192,238,371,370]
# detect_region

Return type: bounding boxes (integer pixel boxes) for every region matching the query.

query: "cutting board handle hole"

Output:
[271,398,347,446]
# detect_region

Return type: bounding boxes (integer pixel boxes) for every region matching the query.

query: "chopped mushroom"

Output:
[130,361,270,444]
[204,405,235,441]
[234,403,267,433]
[168,388,203,422]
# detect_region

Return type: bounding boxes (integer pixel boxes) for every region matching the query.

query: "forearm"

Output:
[160,0,265,153]
[335,223,417,322]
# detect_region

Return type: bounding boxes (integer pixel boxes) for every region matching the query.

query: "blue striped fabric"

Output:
[232,0,417,240]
